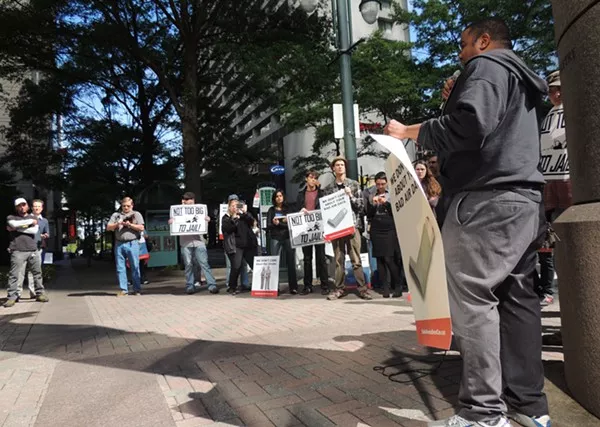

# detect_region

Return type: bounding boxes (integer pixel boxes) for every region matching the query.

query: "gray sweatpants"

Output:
[443,189,549,422]
[7,250,44,300]
[23,249,43,296]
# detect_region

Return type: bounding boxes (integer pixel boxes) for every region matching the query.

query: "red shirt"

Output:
[304,189,318,211]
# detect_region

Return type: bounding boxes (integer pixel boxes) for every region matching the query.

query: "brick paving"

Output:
[0,257,591,427]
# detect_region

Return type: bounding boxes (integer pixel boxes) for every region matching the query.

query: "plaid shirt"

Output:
[322,178,364,229]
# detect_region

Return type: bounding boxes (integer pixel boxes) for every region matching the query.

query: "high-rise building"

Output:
[217,0,413,199]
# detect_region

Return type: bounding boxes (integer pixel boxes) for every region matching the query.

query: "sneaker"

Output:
[36,294,49,303]
[143,280,149,285]
[29,292,36,299]
[359,291,373,300]
[508,412,551,427]
[208,285,219,294]
[185,286,196,295]
[133,291,142,296]
[327,290,346,301]
[290,289,298,295]
[226,287,235,294]
[116,291,128,297]
[193,281,201,289]
[3,299,17,308]
[540,295,554,306]
[428,415,512,427]
[300,287,313,295]
[392,290,403,298]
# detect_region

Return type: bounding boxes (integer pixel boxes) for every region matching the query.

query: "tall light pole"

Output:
[297,0,381,180]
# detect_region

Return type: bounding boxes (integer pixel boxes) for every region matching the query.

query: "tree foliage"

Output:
[392,0,556,74]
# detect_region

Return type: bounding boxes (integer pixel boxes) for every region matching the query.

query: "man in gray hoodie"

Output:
[385,18,549,427]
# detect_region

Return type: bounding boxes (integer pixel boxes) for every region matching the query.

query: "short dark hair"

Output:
[465,18,512,49]
[182,191,195,200]
[305,169,320,179]
[374,171,387,181]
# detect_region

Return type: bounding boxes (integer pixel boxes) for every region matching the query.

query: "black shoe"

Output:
[382,292,390,298]
[392,290,403,298]
[300,287,313,295]
[226,287,235,294]
[320,287,330,295]
[290,289,298,295]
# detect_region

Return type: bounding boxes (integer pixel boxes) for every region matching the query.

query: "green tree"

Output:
[392,0,556,75]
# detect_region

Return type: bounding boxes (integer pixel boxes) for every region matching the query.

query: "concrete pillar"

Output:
[551,0,600,418]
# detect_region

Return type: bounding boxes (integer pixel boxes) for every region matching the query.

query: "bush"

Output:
[0,264,57,288]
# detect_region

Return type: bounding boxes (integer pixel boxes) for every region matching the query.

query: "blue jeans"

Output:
[225,251,249,287]
[116,241,140,292]
[182,245,216,289]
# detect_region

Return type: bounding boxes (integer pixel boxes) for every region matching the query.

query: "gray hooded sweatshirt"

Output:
[417,49,547,196]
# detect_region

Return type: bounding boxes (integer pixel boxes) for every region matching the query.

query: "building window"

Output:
[378,18,394,37]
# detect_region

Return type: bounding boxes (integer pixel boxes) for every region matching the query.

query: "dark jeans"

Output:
[271,238,297,291]
[302,244,328,289]
[227,248,255,291]
[536,252,554,296]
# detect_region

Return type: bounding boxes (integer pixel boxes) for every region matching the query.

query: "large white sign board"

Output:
[320,190,355,241]
[287,210,325,248]
[370,134,452,350]
[170,204,208,235]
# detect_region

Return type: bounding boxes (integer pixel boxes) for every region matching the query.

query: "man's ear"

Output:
[478,33,492,50]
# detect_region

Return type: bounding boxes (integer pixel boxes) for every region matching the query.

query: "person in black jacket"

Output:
[267,189,298,294]
[365,172,406,298]
[221,199,256,295]
[296,170,329,295]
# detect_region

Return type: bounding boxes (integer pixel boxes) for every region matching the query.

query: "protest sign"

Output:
[251,256,280,298]
[170,204,207,236]
[539,104,569,180]
[218,204,228,240]
[287,210,325,248]
[320,190,355,241]
[43,252,53,265]
[369,134,452,350]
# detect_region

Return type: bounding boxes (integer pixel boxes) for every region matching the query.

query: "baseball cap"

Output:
[546,70,560,87]
[227,194,239,202]
[14,198,27,206]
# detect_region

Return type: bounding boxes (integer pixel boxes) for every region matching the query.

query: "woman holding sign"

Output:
[266,190,298,294]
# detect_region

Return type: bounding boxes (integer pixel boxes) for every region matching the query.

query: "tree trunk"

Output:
[181,45,202,198]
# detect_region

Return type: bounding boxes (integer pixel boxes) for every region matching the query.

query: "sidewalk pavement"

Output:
[0,258,596,427]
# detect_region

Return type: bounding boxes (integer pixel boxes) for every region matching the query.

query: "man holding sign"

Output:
[385,18,549,427]
[168,192,217,294]
[322,156,372,301]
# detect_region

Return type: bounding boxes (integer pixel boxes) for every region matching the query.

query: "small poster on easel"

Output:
[251,256,280,298]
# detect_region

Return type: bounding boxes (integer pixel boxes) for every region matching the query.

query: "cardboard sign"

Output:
[251,256,280,298]
[170,204,208,235]
[320,190,355,241]
[219,204,228,240]
[539,104,569,180]
[370,134,452,350]
[287,210,325,248]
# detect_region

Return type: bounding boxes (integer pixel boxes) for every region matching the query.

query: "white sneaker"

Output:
[193,281,201,289]
[508,412,551,427]
[428,415,512,427]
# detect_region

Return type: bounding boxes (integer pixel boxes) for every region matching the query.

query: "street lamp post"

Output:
[298,0,381,180]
